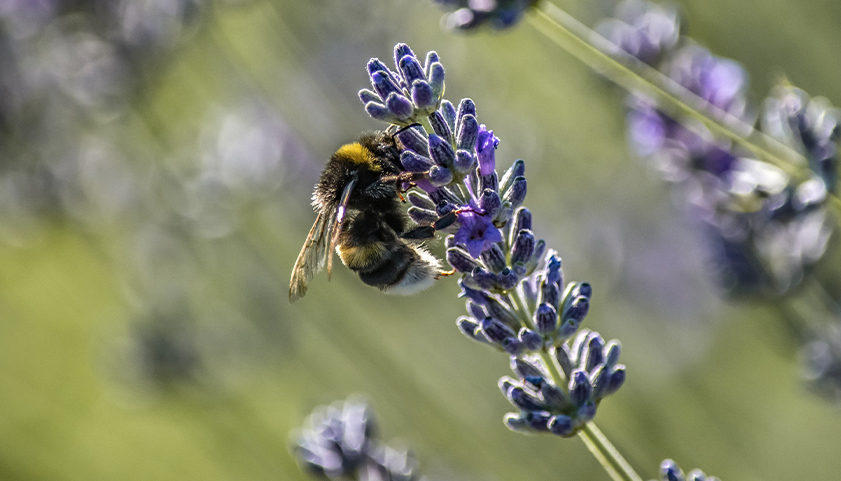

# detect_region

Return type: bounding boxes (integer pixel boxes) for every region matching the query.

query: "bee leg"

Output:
[435,269,456,279]
[400,225,436,240]
[401,209,463,240]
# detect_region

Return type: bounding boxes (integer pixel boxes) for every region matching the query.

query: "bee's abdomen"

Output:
[355,244,415,288]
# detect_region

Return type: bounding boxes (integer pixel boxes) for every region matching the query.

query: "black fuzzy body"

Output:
[313,131,440,292]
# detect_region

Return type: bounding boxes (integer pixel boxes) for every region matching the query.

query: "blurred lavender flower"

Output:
[361,42,625,437]
[595,0,681,66]
[653,459,720,481]
[599,0,839,297]
[802,321,841,403]
[430,0,539,31]
[292,398,423,481]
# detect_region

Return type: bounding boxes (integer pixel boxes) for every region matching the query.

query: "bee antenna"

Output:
[391,123,423,141]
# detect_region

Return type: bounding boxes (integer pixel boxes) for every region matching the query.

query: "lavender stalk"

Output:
[359,42,639,481]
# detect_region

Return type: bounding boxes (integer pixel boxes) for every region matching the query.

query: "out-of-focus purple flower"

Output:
[455,202,502,257]
[477,124,499,176]
[432,0,539,31]
[595,0,680,66]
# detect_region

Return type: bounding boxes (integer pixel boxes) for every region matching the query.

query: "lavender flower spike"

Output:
[359,41,626,438]
[291,397,424,481]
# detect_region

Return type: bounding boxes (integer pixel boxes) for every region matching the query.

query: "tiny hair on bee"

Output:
[289,129,449,302]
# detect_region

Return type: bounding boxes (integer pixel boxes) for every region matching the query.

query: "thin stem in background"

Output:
[528,1,805,176]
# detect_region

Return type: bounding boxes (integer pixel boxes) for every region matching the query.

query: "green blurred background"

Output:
[2,0,841,479]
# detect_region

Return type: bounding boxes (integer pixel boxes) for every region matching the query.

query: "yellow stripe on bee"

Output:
[335,142,381,171]
[338,242,387,269]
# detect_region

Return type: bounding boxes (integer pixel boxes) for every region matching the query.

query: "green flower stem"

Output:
[528,1,807,177]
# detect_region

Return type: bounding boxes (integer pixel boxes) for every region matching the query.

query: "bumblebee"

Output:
[289,130,446,302]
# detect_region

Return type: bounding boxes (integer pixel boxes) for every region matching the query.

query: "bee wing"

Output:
[326,177,356,280]
[288,178,357,303]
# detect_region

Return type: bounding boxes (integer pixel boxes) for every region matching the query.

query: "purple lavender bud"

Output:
[480,172,499,194]
[457,114,479,151]
[502,338,525,356]
[519,328,543,351]
[605,341,622,367]
[481,244,507,273]
[512,207,532,233]
[365,101,398,123]
[429,187,461,206]
[606,366,626,396]
[408,206,437,225]
[508,386,546,411]
[527,240,547,276]
[569,370,593,408]
[497,267,519,290]
[428,165,453,187]
[534,303,558,336]
[456,317,486,343]
[512,357,544,380]
[399,55,426,87]
[548,415,574,437]
[470,266,499,290]
[498,376,516,397]
[481,317,516,344]
[436,201,457,217]
[480,189,502,219]
[577,401,596,423]
[386,92,413,120]
[466,300,486,320]
[393,44,415,74]
[503,413,532,433]
[558,319,579,340]
[359,89,380,104]
[554,344,574,378]
[456,98,476,129]
[447,247,481,273]
[367,58,400,88]
[396,126,429,155]
[476,124,499,176]
[661,460,685,481]
[500,159,526,193]
[546,254,563,285]
[582,334,605,372]
[411,80,435,110]
[540,281,560,312]
[484,294,520,328]
[459,280,490,305]
[429,111,452,139]
[573,282,592,299]
[423,51,440,76]
[511,230,535,265]
[428,134,456,167]
[400,150,433,172]
[540,381,570,410]
[590,364,609,399]
[440,100,457,132]
[428,62,445,100]
[564,296,590,324]
[503,176,527,208]
[454,150,476,174]
[524,411,552,432]
[407,191,435,210]
[371,71,403,102]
